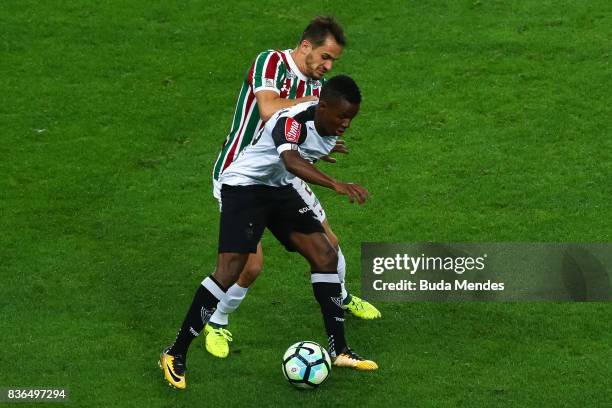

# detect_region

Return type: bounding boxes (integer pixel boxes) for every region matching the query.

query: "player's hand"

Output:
[331,139,348,154]
[333,182,369,204]
[320,140,348,163]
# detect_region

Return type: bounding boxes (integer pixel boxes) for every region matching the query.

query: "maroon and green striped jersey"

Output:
[212,49,324,181]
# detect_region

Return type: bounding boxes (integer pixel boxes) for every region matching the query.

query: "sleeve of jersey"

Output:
[272,117,307,155]
[251,51,284,94]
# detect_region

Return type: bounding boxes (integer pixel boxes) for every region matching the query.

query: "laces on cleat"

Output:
[172,354,186,375]
[344,295,381,319]
[205,325,233,358]
[163,348,186,375]
[211,327,233,342]
[341,347,365,361]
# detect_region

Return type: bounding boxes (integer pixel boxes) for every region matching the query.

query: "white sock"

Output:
[338,247,348,301]
[209,283,249,326]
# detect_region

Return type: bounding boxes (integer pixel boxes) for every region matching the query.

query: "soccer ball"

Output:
[281,341,331,389]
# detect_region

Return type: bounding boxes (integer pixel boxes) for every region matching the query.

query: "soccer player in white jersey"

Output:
[161,76,378,390]
[206,16,380,359]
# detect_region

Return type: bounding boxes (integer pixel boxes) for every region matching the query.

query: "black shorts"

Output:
[218,184,324,253]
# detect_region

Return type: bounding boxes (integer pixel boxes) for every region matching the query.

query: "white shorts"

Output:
[213,177,326,223]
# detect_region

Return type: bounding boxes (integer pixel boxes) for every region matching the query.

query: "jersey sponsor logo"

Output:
[284,117,302,143]
[264,78,275,88]
[311,80,322,89]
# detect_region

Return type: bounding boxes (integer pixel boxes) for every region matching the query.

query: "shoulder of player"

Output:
[248,49,289,86]
[269,103,315,132]
[292,103,316,125]
[252,49,289,70]
[271,115,308,145]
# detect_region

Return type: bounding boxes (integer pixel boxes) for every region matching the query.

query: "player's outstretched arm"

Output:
[281,150,368,204]
[255,91,319,122]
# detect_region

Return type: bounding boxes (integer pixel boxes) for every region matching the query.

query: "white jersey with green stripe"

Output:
[212,49,325,183]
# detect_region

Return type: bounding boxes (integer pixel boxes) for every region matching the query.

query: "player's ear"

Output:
[299,39,312,54]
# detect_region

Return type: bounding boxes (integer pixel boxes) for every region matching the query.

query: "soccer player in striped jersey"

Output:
[206,16,380,359]
[163,17,377,373]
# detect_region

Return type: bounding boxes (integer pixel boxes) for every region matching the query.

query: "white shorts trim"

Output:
[291,178,326,223]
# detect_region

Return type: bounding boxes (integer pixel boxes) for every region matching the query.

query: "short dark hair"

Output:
[320,75,361,105]
[300,16,346,48]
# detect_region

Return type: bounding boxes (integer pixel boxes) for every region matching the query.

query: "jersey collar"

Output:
[304,105,323,138]
[283,49,309,82]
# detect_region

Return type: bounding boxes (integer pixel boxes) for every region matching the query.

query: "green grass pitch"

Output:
[1,1,611,406]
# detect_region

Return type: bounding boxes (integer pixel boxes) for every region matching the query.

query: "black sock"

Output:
[169,276,226,357]
[311,271,347,358]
